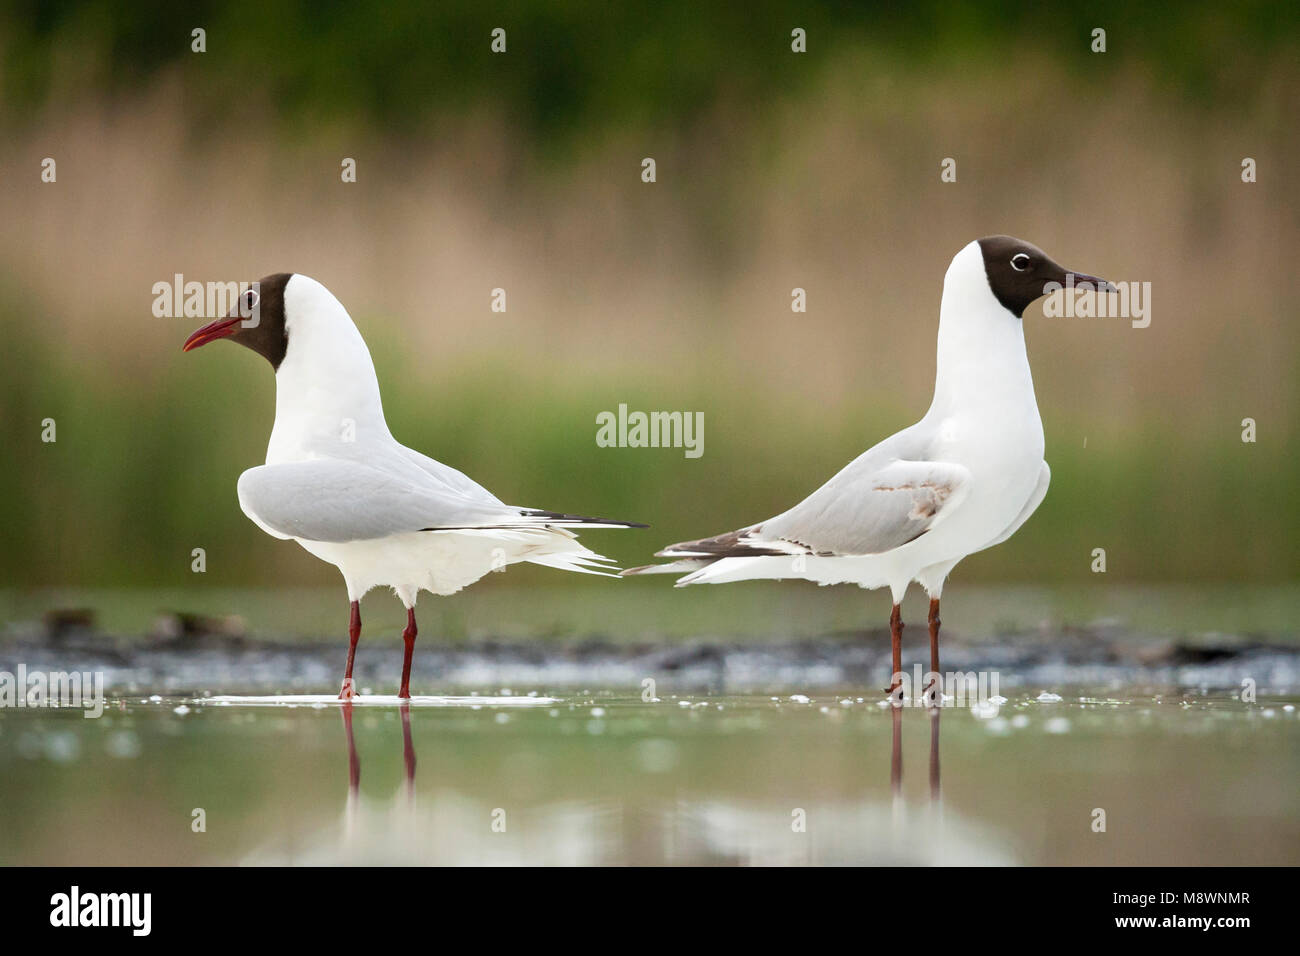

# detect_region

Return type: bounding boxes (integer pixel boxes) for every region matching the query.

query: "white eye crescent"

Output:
[1010,253,1031,272]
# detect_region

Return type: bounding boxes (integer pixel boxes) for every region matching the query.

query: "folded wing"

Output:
[650,458,971,563]
[239,460,642,543]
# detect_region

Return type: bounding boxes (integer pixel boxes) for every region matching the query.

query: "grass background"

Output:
[0,1,1296,598]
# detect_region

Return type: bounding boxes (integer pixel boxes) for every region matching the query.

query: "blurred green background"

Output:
[1,1,1297,598]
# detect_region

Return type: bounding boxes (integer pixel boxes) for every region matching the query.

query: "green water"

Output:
[3,583,1296,864]
[2,689,1296,865]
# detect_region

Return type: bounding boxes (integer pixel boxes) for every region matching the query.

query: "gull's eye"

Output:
[244,289,259,310]
[1010,253,1031,272]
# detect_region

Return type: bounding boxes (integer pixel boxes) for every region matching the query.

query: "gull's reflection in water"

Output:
[340,701,417,842]
[242,694,1006,865]
[889,697,941,796]
[889,702,942,795]
[340,703,360,838]
[889,700,943,854]
[341,703,360,788]
[929,705,941,806]
[400,702,417,804]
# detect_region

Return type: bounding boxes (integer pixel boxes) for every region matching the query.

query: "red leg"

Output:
[887,603,903,697]
[928,597,941,675]
[925,597,941,705]
[338,600,361,700]
[398,607,417,699]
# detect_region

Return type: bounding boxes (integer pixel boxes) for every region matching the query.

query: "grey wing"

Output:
[978,461,1050,551]
[758,456,972,556]
[658,427,971,559]
[325,439,505,506]
[237,460,517,543]
[394,445,506,505]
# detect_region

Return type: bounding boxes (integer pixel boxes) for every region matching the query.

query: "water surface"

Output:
[2,687,1295,865]
[3,584,1296,865]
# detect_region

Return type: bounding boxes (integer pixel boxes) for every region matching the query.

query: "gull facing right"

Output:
[626,236,1112,698]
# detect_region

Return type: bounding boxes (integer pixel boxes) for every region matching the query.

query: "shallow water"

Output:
[3,584,1297,865]
[2,687,1297,865]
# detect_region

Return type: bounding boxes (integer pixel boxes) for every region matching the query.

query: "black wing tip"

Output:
[521,509,649,529]
[654,526,786,558]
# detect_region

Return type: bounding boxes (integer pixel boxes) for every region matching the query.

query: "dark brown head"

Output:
[181,272,292,369]
[976,236,1112,318]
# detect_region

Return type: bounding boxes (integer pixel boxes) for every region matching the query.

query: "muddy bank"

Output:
[2,617,1296,695]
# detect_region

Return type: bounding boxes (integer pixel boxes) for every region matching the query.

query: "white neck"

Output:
[927,242,1039,419]
[266,275,391,463]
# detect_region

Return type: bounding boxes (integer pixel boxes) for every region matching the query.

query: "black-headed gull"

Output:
[626,236,1112,700]
[183,273,643,699]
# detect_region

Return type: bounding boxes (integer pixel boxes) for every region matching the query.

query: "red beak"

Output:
[182,314,244,352]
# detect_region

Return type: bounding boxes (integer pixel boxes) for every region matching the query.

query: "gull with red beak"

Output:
[183,274,644,699]
[626,237,1113,702]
